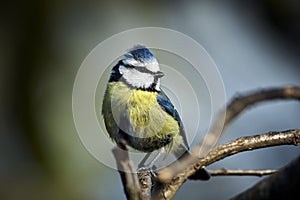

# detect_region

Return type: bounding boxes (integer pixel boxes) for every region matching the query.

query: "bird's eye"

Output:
[124,64,135,69]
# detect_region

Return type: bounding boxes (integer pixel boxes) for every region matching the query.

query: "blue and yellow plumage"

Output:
[102,45,209,180]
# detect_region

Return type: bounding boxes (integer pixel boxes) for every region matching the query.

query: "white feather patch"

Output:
[122,57,160,73]
[119,65,160,89]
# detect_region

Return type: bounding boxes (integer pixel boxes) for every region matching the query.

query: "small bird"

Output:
[102,45,209,180]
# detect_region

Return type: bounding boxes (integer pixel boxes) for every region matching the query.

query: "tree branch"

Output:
[224,86,300,127]
[231,154,300,200]
[112,142,144,200]
[209,168,278,177]
[156,129,300,200]
[157,86,300,182]
[137,169,152,200]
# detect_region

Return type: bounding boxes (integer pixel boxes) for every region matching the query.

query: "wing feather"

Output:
[156,90,189,150]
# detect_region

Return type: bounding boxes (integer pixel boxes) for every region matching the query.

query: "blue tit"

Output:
[102,45,210,180]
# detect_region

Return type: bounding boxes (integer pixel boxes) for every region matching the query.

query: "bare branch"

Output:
[231,154,300,200]
[156,129,300,200]
[137,170,152,200]
[158,86,300,182]
[209,168,278,177]
[224,86,300,127]
[111,142,143,200]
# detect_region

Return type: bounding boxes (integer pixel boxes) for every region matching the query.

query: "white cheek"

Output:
[122,69,154,89]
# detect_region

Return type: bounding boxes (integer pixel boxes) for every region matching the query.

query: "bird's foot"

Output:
[137,165,157,178]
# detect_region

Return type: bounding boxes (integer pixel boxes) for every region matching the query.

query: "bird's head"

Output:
[111,45,164,91]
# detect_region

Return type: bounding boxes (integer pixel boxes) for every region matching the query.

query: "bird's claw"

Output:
[137,165,157,178]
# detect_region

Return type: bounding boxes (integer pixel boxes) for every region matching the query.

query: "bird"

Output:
[102,45,210,180]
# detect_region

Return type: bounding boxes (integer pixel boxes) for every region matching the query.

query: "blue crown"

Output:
[125,45,156,63]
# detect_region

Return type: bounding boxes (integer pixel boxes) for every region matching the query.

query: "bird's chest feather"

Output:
[128,90,162,127]
[108,82,179,138]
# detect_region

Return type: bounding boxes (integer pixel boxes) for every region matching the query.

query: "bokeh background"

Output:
[1,0,300,199]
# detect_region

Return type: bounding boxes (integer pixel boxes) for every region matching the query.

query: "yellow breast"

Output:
[102,82,182,152]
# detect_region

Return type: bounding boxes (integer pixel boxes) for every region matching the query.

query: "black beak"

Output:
[155,71,164,78]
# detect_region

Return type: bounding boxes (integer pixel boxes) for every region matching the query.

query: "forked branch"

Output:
[158,86,300,181]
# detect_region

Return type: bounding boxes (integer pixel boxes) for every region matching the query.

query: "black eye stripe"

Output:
[135,66,157,75]
[123,63,157,75]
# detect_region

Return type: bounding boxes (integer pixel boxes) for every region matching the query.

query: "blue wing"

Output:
[156,90,189,149]
[158,90,211,180]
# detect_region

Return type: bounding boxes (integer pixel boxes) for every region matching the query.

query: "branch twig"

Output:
[156,129,300,200]
[224,86,300,127]
[209,168,278,177]
[111,142,143,200]
[158,86,300,182]
[231,154,300,200]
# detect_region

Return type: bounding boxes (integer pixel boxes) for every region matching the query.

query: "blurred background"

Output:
[1,0,300,199]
